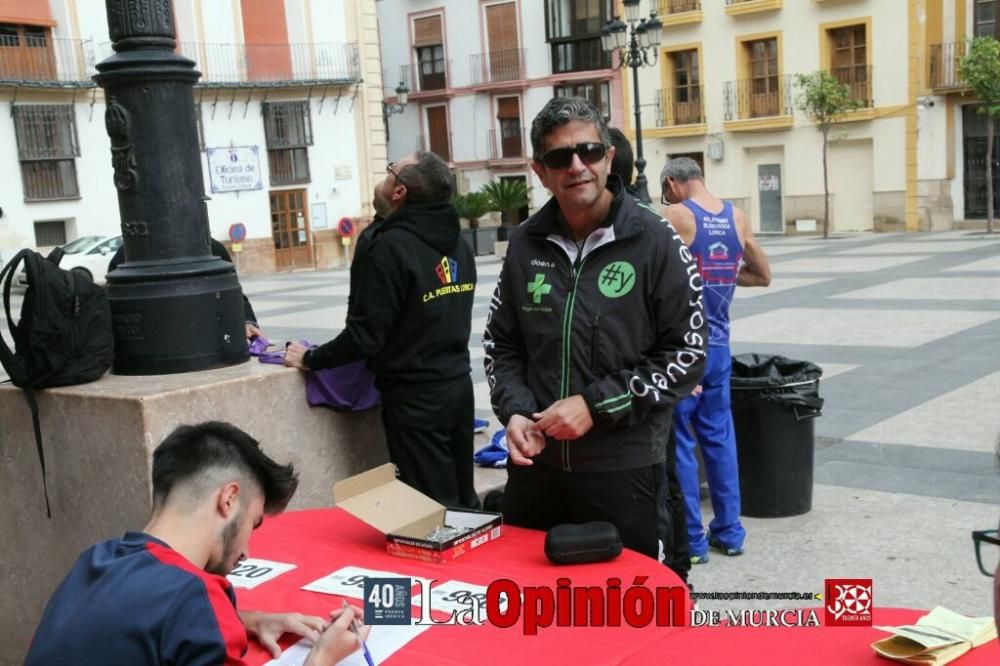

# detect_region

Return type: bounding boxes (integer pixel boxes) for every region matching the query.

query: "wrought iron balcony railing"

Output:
[655,86,705,126]
[829,64,873,108]
[0,38,96,86]
[724,75,793,121]
[98,41,361,86]
[929,41,969,90]
[658,0,701,14]
[488,126,525,160]
[470,48,525,86]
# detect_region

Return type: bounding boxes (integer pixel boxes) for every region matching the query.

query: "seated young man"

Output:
[25,421,368,666]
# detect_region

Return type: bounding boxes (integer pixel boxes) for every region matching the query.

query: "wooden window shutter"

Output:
[413,15,443,47]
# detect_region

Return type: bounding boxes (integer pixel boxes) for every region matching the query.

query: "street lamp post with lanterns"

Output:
[601,0,662,204]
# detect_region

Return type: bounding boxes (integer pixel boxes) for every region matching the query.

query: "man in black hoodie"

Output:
[285,152,479,509]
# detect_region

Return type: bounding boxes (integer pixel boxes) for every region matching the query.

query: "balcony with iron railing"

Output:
[550,37,608,74]
[929,41,969,91]
[724,0,783,16]
[723,75,794,129]
[97,42,361,87]
[657,0,703,26]
[488,126,526,161]
[0,38,96,86]
[830,64,873,108]
[655,86,705,127]
[470,48,526,87]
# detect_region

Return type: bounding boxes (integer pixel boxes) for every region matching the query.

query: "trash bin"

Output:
[730,353,823,518]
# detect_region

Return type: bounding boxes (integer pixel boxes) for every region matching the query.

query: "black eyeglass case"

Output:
[544,521,623,565]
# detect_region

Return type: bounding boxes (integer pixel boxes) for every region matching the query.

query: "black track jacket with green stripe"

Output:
[483,177,707,472]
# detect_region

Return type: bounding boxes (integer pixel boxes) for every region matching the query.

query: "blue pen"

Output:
[341,600,375,666]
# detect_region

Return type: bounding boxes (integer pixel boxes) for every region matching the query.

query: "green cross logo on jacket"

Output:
[527,273,552,304]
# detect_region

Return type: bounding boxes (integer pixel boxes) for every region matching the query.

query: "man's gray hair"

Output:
[398,151,456,204]
[660,157,704,185]
[530,96,611,161]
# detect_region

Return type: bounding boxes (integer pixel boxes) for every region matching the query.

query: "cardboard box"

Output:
[334,464,503,563]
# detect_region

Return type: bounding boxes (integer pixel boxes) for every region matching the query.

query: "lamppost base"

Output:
[107,264,248,375]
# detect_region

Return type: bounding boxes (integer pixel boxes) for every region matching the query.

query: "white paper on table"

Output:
[301,565,433,601]
[263,623,431,665]
[411,580,509,619]
[226,559,297,590]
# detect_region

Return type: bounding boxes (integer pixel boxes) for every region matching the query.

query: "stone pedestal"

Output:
[0,362,388,664]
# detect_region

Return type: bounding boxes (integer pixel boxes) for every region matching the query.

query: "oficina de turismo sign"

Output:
[206,145,263,193]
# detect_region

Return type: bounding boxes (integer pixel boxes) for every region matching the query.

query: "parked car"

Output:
[17,236,123,287]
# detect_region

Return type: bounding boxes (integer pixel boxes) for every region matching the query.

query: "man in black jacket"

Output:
[483,97,706,560]
[285,152,479,509]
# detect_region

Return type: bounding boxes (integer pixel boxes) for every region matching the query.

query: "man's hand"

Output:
[691,384,703,398]
[239,610,327,659]
[305,605,370,666]
[246,322,263,341]
[506,414,547,465]
[533,395,594,441]
[284,342,310,370]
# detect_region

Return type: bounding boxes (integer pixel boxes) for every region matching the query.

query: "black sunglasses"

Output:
[538,142,607,169]
[972,529,1000,577]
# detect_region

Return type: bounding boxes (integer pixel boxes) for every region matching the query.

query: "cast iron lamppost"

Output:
[382,81,410,120]
[381,81,409,141]
[94,0,247,374]
[601,0,662,204]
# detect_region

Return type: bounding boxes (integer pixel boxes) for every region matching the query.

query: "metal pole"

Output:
[629,32,651,204]
[93,0,247,374]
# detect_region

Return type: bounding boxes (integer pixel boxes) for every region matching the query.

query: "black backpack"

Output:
[0,248,114,517]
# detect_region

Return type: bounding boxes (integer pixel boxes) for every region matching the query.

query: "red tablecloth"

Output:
[238,508,690,665]
[238,509,999,665]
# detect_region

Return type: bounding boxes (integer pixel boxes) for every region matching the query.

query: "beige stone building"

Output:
[0,0,386,274]
[624,0,985,233]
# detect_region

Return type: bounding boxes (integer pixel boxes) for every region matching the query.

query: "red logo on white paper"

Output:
[824,579,873,626]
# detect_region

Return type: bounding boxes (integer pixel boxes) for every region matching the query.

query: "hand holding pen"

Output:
[341,600,376,666]
[303,603,371,666]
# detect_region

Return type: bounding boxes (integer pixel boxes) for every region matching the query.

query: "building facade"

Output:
[376,0,626,219]
[626,0,909,234]
[625,0,995,234]
[0,0,386,274]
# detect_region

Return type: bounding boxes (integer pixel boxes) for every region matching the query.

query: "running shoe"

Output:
[708,532,744,557]
[473,418,490,434]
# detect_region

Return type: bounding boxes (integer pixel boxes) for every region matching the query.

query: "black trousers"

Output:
[380,377,480,510]
[501,460,671,562]
[665,426,691,583]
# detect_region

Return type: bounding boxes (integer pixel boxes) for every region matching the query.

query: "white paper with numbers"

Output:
[226,558,297,590]
[301,566,432,600]
[412,580,509,617]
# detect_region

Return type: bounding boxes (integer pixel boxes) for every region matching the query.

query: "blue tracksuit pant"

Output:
[674,347,745,556]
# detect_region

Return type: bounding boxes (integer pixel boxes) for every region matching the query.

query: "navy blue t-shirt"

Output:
[26,532,247,665]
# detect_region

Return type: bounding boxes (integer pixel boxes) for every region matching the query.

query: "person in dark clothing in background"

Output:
[285,151,479,509]
[608,127,636,197]
[108,238,261,340]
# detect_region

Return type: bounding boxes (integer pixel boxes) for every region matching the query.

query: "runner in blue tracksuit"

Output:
[660,157,772,562]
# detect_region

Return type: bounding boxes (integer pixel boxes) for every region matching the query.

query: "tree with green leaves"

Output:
[482,179,531,227]
[960,36,1000,234]
[794,71,861,239]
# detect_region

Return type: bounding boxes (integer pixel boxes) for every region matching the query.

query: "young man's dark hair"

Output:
[151,421,298,515]
[397,150,456,204]
[608,127,635,188]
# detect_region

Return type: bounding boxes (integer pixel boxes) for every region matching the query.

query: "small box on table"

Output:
[334,464,503,563]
